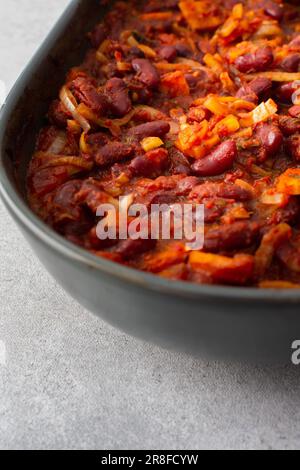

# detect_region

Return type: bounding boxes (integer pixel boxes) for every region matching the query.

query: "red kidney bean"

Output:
[236,85,258,105]
[128,120,170,140]
[86,132,110,149]
[264,2,284,21]
[75,179,112,213]
[129,148,169,178]
[235,46,273,73]
[54,180,83,221]
[235,53,254,73]
[169,148,191,175]
[236,77,272,104]
[189,182,253,202]
[248,77,272,97]
[54,182,94,237]
[286,134,300,161]
[116,238,157,260]
[277,241,300,273]
[276,82,297,102]
[279,116,300,136]
[172,164,192,175]
[282,53,300,72]
[176,177,199,195]
[255,123,283,156]
[104,78,132,118]
[159,45,177,62]
[236,85,258,104]
[95,142,135,166]
[289,105,300,118]
[184,74,200,89]
[254,47,274,70]
[72,77,108,115]
[203,221,260,253]
[203,201,224,224]
[146,191,177,206]
[191,140,237,177]
[48,100,71,128]
[176,43,192,57]
[132,59,160,88]
[272,197,300,226]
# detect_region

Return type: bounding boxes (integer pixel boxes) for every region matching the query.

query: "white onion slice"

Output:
[59,86,91,133]
[47,131,67,154]
[261,191,286,205]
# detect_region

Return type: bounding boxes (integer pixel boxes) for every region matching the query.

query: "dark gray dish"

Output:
[0,0,300,364]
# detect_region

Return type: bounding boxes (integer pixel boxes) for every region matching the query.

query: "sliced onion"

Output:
[96,51,109,64]
[79,132,90,154]
[45,157,93,171]
[106,109,136,127]
[251,164,272,177]
[235,179,255,195]
[134,105,167,121]
[59,86,91,133]
[116,61,132,72]
[35,152,93,171]
[77,103,136,136]
[245,72,300,82]
[261,190,287,205]
[47,131,67,154]
[176,58,207,70]
[253,22,282,40]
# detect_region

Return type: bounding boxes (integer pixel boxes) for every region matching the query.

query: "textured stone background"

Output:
[1,0,300,451]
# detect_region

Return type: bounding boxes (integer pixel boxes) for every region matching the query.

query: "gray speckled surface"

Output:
[1,0,300,451]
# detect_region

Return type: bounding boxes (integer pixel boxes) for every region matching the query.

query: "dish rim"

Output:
[1,0,300,303]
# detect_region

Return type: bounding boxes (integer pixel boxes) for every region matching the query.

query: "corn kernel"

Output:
[141,137,164,152]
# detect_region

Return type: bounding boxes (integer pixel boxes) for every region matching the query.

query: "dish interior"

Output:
[2,0,300,293]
